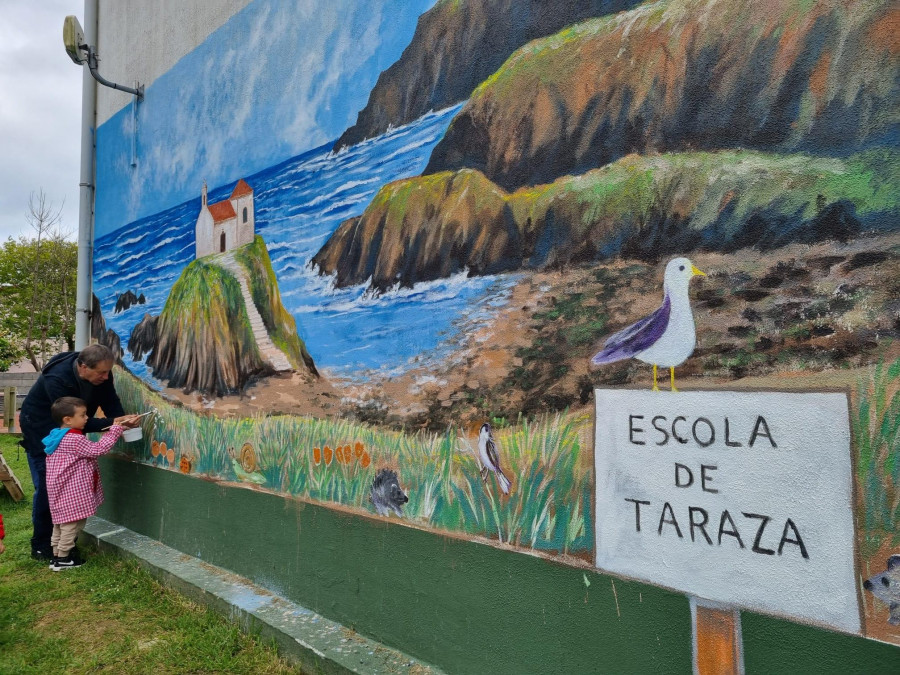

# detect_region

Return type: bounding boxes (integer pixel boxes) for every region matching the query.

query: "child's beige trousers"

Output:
[51,519,86,558]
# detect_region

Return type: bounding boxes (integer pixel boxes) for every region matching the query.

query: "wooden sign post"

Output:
[692,598,742,675]
[594,390,861,674]
[2,386,15,432]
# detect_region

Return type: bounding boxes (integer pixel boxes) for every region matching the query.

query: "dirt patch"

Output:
[334,232,900,430]
[33,594,139,656]
[172,233,900,432]
[161,369,344,420]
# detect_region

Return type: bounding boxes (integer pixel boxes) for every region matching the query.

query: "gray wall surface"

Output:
[0,372,39,407]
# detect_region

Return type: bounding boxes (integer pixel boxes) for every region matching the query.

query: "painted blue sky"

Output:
[95,0,437,238]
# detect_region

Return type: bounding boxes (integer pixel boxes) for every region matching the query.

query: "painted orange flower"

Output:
[354,442,365,458]
[151,440,160,457]
[360,451,371,468]
[335,445,345,463]
[179,456,192,474]
[323,445,333,465]
[166,448,176,465]
[313,447,321,465]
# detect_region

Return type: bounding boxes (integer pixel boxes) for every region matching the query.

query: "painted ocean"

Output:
[94,105,517,387]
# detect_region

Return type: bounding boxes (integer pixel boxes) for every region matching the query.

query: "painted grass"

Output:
[114,373,593,554]
[509,148,899,240]
[854,358,900,559]
[0,435,299,674]
[117,359,898,561]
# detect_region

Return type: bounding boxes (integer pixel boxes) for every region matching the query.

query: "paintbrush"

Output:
[100,409,155,431]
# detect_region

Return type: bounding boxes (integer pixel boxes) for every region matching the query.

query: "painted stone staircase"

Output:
[217,251,293,372]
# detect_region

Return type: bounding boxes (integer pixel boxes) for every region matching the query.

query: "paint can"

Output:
[123,427,143,443]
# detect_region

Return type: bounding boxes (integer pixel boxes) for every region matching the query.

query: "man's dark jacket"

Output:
[19,351,125,456]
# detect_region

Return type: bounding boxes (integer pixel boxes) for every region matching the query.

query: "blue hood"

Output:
[42,428,70,456]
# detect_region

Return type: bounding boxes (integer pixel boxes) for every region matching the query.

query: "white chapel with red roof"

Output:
[195,179,256,258]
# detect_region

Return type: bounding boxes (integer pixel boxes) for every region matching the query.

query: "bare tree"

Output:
[21,190,74,370]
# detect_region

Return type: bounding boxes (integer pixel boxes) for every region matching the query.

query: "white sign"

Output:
[594,389,860,634]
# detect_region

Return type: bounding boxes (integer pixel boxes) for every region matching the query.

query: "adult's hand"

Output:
[113,414,142,428]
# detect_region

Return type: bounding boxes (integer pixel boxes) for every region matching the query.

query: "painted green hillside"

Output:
[315,149,899,290]
[148,237,314,395]
[234,235,317,375]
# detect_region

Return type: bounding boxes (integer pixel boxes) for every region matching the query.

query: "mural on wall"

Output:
[92,0,899,646]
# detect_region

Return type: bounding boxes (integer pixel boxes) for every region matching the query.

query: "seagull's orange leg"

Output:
[670,367,678,392]
[652,364,660,391]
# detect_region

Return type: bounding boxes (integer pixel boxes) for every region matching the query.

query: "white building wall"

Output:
[195,209,214,258]
[234,194,255,246]
[213,219,238,253]
[96,0,253,125]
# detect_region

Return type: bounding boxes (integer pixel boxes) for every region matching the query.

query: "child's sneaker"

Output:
[31,548,53,562]
[51,553,85,571]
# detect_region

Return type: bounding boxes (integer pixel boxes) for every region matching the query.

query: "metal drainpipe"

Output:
[74,0,99,350]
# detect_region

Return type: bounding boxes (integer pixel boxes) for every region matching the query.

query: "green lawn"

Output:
[0,434,301,675]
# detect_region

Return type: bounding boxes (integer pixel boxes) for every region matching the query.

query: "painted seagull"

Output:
[477,423,511,495]
[590,257,706,392]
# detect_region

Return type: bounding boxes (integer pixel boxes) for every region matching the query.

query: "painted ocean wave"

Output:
[94,103,514,384]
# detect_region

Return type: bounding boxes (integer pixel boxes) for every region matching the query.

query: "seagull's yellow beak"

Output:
[691,264,706,277]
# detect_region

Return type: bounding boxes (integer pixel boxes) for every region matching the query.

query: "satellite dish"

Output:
[63,15,86,65]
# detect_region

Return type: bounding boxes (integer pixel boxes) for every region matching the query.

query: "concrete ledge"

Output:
[83,517,443,675]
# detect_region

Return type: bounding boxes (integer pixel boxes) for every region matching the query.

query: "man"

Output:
[19,344,137,560]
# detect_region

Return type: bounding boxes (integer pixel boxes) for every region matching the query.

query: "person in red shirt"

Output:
[0,513,5,554]
[43,396,136,571]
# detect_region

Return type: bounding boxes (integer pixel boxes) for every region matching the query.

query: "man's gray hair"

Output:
[78,344,114,368]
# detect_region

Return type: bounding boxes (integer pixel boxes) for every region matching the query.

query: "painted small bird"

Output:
[590,257,706,391]
[477,423,511,495]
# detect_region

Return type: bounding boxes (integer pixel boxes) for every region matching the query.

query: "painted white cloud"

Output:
[94,0,436,236]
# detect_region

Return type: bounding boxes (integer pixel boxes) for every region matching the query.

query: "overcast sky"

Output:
[1,1,83,241]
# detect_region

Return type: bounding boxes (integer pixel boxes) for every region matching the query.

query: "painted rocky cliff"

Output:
[132,236,316,395]
[312,170,522,291]
[314,152,896,289]
[90,293,124,365]
[317,0,899,291]
[425,0,898,189]
[332,0,643,151]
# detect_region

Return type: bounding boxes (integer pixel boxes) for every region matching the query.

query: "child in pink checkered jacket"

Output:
[43,396,136,571]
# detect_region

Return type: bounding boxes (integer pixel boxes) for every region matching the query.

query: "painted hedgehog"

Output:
[370,468,408,517]
[864,554,900,625]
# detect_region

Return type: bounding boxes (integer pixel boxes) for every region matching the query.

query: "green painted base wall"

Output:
[97,457,900,673]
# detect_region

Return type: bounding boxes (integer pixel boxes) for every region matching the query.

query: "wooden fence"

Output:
[0,372,38,433]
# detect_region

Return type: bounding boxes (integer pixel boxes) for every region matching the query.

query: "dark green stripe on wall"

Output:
[97,457,899,674]
[741,611,900,674]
